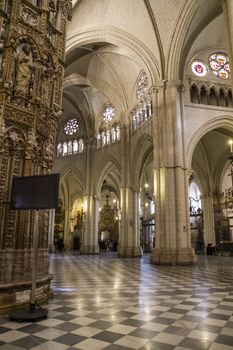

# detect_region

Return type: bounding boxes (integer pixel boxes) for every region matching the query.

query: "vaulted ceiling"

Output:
[59,0,225,140]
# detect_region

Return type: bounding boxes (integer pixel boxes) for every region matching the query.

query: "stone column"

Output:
[64,202,71,250]
[150,81,196,265]
[48,209,55,252]
[118,125,142,257]
[201,193,216,246]
[80,195,99,254]
[118,187,141,257]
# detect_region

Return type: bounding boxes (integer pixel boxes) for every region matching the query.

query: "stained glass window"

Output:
[209,53,230,79]
[64,118,79,135]
[191,61,208,77]
[103,104,115,123]
[136,71,148,99]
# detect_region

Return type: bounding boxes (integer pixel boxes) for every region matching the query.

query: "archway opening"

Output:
[191,127,233,254]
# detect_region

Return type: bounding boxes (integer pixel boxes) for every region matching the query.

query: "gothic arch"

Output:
[167,0,199,79]
[132,134,153,191]
[93,155,121,196]
[59,164,84,194]
[66,27,160,83]
[63,73,91,89]
[186,115,233,169]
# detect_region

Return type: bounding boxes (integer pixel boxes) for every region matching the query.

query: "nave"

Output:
[0,254,233,350]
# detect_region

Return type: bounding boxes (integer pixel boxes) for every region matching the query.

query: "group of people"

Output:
[99,239,117,252]
[56,238,65,253]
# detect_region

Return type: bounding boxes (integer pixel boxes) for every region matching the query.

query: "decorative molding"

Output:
[21,6,38,27]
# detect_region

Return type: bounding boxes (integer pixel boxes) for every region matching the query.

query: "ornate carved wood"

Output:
[0,0,72,307]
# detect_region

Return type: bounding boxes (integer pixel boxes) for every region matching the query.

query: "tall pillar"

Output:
[64,203,71,250]
[201,193,216,246]
[80,194,99,254]
[48,209,55,252]
[118,126,142,257]
[80,139,99,254]
[150,81,196,265]
[118,187,141,257]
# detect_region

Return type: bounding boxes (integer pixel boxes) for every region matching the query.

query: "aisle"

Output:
[0,254,233,349]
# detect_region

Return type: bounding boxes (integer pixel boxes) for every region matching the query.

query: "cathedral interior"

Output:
[0,0,233,349]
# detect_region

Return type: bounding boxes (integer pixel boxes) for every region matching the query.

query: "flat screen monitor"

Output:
[10,173,60,210]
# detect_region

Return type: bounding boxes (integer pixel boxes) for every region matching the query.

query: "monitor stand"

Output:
[9,210,48,322]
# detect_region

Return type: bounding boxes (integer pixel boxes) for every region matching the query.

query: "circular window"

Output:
[191,61,208,77]
[103,104,115,123]
[136,71,148,99]
[64,118,79,135]
[209,53,230,79]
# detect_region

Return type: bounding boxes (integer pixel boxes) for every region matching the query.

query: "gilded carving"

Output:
[0,0,72,299]
[21,6,38,27]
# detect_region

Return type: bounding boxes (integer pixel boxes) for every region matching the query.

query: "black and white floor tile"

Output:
[1,253,233,349]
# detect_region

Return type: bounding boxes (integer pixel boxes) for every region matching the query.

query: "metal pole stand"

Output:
[9,210,48,322]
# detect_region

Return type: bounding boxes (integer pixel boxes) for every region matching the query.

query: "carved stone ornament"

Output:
[21,6,38,27]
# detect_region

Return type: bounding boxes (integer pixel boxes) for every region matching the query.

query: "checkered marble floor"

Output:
[1,253,233,350]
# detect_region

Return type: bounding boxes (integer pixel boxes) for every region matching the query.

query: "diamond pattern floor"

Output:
[1,253,233,349]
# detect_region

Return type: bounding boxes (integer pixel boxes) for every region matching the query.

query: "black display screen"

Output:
[10,174,60,210]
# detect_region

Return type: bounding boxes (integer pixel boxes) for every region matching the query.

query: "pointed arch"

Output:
[94,155,121,195]
[186,115,233,169]
[66,27,161,83]
[132,134,153,191]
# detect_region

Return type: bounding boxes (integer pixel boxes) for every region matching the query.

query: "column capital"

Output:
[151,80,185,93]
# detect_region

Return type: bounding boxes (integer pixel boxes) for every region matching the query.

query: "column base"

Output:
[150,248,197,265]
[0,276,53,315]
[80,245,100,255]
[118,246,142,258]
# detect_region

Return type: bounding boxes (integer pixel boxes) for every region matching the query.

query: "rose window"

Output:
[209,53,230,79]
[191,61,208,77]
[64,118,79,135]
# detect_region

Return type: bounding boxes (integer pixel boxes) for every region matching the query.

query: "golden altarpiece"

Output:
[0,0,71,311]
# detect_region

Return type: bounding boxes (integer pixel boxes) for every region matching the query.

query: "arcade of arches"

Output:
[0,0,233,309]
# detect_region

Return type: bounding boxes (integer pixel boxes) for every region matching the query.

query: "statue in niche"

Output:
[41,54,53,107]
[49,0,57,26]
[14,44,33,100]
[0,19,8,80]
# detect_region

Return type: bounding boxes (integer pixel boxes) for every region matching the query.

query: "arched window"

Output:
[106,130,110,144]
[102,131,106,146]
[200,86,208,105]
[79,139,84,153]
[132,115,137,131]
[219,89,226,107]
[209,87,217,106]
[136,71,148,99]
[57,143,62,157]
[116,126,120,140]
[143,103,147,120]
[189,182,202,214]
[73,140,78,153]
[190,84,199,104]
[96,133,101,148]
[227,89,233,108]
[103,104,115,123]
[63,142,68,156]
[68,141,73,155]
[147,100,152,117]
[111,128,116,142]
